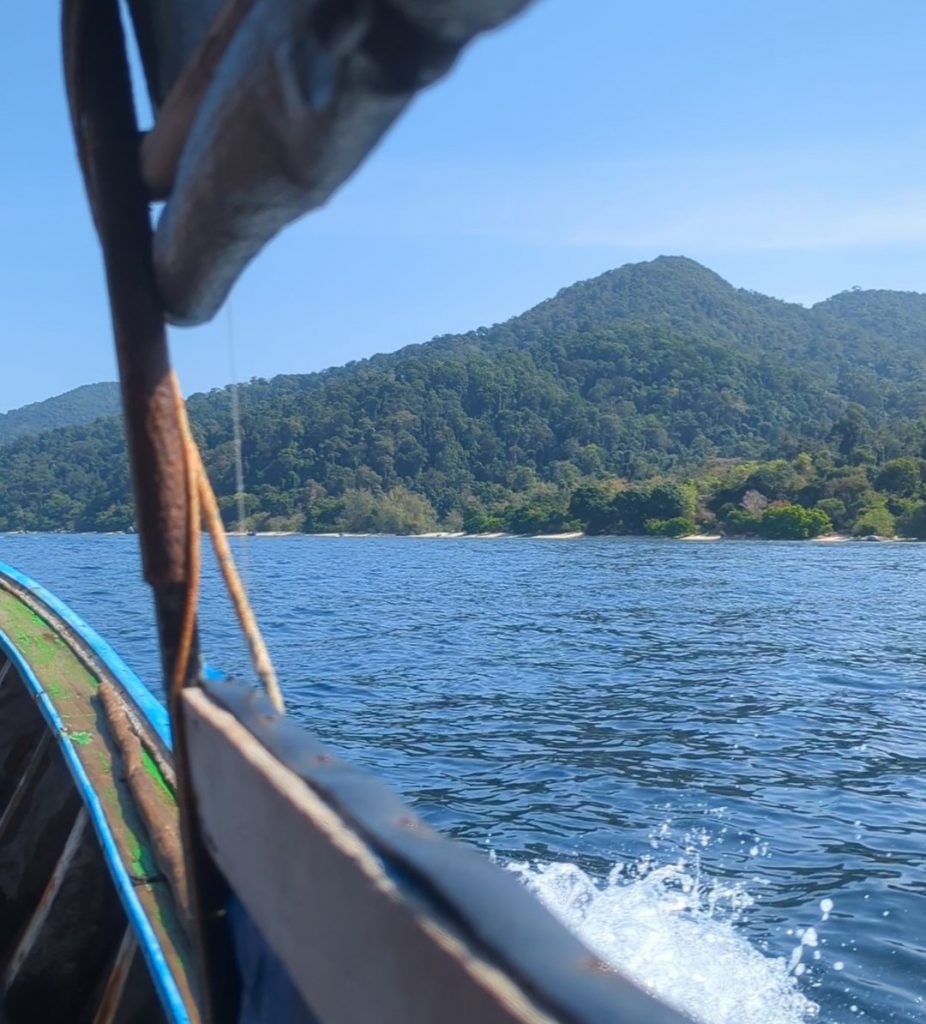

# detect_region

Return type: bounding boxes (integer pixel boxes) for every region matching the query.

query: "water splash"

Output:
[507,857,819,1024]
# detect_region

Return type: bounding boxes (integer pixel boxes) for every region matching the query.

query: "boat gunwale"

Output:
[197,676,692,1024]
[0,566,191,1023]
[0,558,172,749]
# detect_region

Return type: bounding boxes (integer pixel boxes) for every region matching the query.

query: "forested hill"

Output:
[0,382,121,446]
[5,256,926,534]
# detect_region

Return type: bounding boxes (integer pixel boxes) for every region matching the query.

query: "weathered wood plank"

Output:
[63,0,233,1011]
[0,745,79,962]
[2,808,124,1022]
[182,687,558,1024]
[99,681,188,918]
[0,671,44,809]
[92,929,138,1024]
[0,734,50,840]
[195,678,692,1024]
[3,810,92,985]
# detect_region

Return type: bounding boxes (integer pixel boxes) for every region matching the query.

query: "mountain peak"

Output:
[552,255,733,303]
[0,382,121,446]
[502,256,749,343]
[814,286,926,348]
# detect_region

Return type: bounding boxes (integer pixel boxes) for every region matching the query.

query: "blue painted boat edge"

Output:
[0,624,192,1024]
[0,559,172,749]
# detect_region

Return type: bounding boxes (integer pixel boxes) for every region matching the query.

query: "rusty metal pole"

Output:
[61,1,238,1019]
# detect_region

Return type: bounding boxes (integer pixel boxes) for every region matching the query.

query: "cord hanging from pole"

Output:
[169,371,285,714]
[227,299,249,580]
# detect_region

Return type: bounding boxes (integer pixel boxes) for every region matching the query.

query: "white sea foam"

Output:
[507,856,820,1024]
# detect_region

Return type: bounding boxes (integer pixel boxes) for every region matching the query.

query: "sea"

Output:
[1,533,924,1024]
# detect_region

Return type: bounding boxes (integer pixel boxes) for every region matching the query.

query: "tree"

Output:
[822,473,873,522]
[723,509,762,535]
[852,507,895,537]
[897,503,926,538]
[874,458,922,498]
[815,498,848,531]
[613,483,694,533]
[462,508,505,533]
[505,490,575,534]
[759,504,831,540]
[646,483,696,520]
[741,489,769,515]
[793,452,813,477]
[645,517,697,537]
[745,460,795,501]
[569,483,618,533]
[613,488,651,533]
[830,405,872,464]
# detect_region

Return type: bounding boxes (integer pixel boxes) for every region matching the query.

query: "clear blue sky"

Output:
[3,1,926,412]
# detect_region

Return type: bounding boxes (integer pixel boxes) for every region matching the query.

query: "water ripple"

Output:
[2,534,925,1022]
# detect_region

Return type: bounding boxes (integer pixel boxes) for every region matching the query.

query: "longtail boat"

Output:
[2,1,693,1021]
[0,561,193,1021]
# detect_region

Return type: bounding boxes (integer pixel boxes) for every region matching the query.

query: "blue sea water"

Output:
[2,533,925,1023]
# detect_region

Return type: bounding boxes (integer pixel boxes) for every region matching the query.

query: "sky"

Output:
[2,1,926,412]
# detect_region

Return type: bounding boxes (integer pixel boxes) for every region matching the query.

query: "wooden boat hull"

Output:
[176,673,692,1024]
[0,561,196,1023]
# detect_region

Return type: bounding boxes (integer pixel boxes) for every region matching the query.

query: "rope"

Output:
[168,371,285,714]
[171,372,200,699]
[227,299,249,577]
[194,447,285,713]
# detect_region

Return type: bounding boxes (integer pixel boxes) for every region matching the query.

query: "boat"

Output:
[0,560,194,1022]
[1,1,692,1020]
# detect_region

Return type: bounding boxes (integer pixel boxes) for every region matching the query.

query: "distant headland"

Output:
[3,257,926,539]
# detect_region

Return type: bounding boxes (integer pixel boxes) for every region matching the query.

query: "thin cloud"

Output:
[568,189,926,252]
[313,147,926,255]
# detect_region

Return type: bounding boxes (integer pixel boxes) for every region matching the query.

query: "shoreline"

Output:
[5,530,920,543]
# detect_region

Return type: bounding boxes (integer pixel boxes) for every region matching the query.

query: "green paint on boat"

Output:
[0,581,198,1005]
[0,591,101,692]
[126,826,158,879]
[141,747,175,803]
